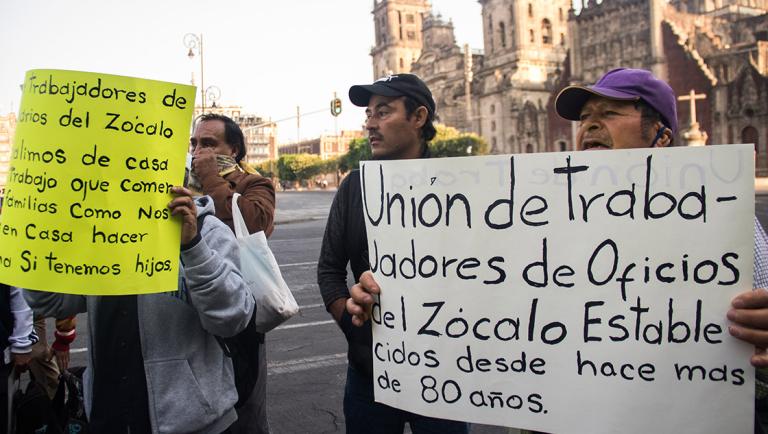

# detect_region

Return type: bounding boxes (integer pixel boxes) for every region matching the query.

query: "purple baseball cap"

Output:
[555,68,678,134]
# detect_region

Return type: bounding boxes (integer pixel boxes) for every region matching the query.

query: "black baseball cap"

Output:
[349,74,436,116]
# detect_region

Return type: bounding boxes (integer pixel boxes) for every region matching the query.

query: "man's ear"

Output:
[411,106,428,129]
[652,122,673,148]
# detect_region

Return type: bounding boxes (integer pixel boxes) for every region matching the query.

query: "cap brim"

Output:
[555,85,640,121]
[349,83,404,107]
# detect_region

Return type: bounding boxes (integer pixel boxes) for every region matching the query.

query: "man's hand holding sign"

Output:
[729,289,768,367]
[168,186,199,246]
[348,271,379,327]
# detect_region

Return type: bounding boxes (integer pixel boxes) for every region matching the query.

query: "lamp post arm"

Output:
[200,34,205,112]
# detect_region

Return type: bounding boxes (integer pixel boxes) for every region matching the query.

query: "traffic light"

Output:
[330,98,342,117]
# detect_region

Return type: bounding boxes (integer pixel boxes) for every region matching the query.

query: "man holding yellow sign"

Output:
[25,186,254,433]
[0,70,254,433]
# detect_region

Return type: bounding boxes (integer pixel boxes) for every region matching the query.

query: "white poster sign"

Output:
[361,145,755,434]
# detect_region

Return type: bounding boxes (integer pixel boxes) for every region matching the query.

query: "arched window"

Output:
[526,144,534,153]
[528,3,533,17]
[558,141,567,152]
[542,19,552,45]
[488,16,494,52]
[743,126,759,151]
[499,22,507,48]
[399,58,404,69]
[491,121,496,132]
[529,29,535,43]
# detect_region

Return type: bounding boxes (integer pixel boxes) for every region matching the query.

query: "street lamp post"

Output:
[205,85,221,109]
[184,33,206,112]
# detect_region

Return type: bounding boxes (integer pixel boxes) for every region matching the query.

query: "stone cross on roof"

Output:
[677,89,707,126]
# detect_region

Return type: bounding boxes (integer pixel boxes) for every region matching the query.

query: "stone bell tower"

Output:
[370,0,431,79]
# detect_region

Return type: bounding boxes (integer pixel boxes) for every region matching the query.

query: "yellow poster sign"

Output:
[0,69,196,295]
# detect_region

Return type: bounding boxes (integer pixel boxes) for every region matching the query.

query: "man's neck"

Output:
[400,141,427,160]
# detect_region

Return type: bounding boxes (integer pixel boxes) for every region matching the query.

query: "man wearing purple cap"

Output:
[554,67,768,434]
[317,74,469,434]
[555,67,678,149]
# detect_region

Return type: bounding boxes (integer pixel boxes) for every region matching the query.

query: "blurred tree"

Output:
[253,159,277,178]
[334,125,489,175]
[433,124,463,142]
[338,138,372,173]
[277,154,324,182]
[320,157,339,175]
[430,124,489,157]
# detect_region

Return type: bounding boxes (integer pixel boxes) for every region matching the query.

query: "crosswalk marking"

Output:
[267,352,346,376]
[65,348,348,376]
[268,237,323,245]
[278,261,317,268]
[275,319,335,330]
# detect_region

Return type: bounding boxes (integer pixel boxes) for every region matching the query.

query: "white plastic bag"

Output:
[232,193,298,332]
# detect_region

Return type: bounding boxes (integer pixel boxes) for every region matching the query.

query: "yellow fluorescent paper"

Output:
[0,69,196,295]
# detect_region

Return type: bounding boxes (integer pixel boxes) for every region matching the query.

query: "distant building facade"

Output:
[237,114,278,163]
[279,130,365,160]
[194,105,278,163]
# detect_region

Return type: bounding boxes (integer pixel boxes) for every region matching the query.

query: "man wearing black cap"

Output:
[346,67,768,433]
[555,67,768,434]
[317,74,468,434]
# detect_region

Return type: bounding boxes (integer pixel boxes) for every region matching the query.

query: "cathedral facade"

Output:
[564,0,768,174]
[405,0,571,154]
[368,0,768,174]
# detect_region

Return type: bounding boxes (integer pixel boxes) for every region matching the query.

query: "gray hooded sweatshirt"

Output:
[25,196,255,434]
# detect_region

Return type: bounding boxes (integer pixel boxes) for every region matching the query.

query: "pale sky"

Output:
[0,0,485,144]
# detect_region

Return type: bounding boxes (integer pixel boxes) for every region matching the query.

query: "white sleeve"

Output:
[8,287,38,354]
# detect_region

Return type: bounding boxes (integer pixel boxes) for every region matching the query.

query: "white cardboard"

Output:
[361,145,755,434]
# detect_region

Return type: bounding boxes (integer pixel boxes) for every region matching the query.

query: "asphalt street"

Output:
[267,191,510,434]
[54,188,768,434]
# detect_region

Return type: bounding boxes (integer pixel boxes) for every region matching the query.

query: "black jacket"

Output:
[0,284,11,355]
[317,148,430,378]
[317,169,375,377]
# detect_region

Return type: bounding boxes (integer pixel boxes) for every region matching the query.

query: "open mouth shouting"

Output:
[581,138,611,151]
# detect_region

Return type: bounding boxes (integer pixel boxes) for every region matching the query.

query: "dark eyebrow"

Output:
[373,102,393,110]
